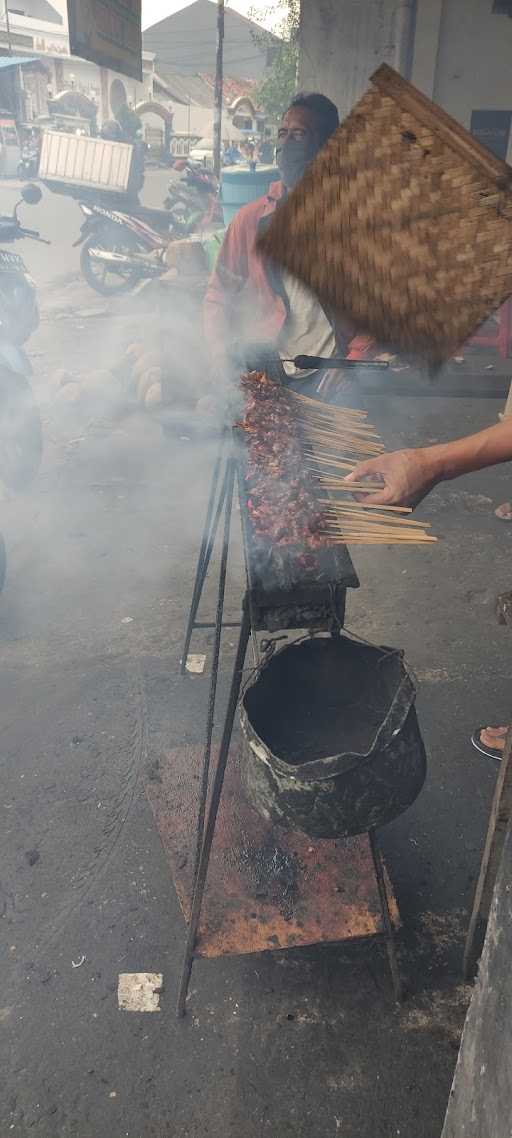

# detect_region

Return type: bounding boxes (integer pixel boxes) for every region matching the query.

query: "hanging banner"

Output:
[67,0,142,81]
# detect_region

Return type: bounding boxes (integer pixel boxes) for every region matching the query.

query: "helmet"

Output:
[100,119,123,142]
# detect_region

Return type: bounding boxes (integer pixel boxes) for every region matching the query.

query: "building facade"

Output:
[0,1,268,159]
[0,0,166,137]
[299,0,512,161]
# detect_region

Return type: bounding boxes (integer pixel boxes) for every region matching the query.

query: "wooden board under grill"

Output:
[257,64,512,367]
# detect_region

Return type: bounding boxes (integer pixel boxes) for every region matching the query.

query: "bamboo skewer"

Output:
[322,506,424,523]
[299,418,382,438]
[323,533,433,541]
[307,437,383,455]
[298,414,380,433]
[321,515,435,534]
[313,481,389,493]
[322,519,434,534]
[302,416,380,431]
[324,537,437,544]
[322,523,437,541]
[323,533,437,542]
[319,499,422,517]
[313,472,381,485]
[308,430,380,448]
[306,457,366,472]
[289,390,369,419]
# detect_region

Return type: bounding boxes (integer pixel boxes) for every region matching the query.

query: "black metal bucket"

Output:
[240,635,427,839]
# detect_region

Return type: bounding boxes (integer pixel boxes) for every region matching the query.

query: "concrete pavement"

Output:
[0,167,173,284]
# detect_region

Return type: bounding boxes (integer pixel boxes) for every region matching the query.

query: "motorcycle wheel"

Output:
[0,532,5,593]
[0,371,42,491]
[80,231,144,296]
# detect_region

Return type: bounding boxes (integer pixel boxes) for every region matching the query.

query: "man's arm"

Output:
[345,418,512,507]
[203,210,250,374]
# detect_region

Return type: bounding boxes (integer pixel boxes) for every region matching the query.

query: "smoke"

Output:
[2,169,508,676]
[0,177,250,670]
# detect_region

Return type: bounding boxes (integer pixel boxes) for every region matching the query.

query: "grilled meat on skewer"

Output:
[237,371,327,550]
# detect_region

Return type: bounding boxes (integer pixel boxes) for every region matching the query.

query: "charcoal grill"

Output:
[176,352,406,1017]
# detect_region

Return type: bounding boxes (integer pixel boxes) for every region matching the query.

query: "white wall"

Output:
[171,103,212,138]
[299,0,406,121]
[410,0,444,99]
[300,0,512,160]
[431,0,512,129]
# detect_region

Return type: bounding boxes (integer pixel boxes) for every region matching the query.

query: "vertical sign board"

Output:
[470,110,512,161]
[67,0,142,82]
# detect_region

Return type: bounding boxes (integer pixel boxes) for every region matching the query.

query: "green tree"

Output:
[249,0,300,123]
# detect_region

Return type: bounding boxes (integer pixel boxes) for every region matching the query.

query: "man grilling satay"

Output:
[202,92,355,406]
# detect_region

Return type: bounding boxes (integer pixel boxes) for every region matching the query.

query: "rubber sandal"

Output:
[471,727,504,761]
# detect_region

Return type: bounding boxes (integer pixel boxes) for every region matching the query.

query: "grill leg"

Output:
[176,600,251,1018]
[180,436,226,675]
[369,829,403,1004]
[192,457,236,882]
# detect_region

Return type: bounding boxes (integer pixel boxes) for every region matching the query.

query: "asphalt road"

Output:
[1,171,511,1137]
[0,167,173,284]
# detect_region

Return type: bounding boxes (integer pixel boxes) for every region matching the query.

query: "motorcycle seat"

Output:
[131,205,173,232]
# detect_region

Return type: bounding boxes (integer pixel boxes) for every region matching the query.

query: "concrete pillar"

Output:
[410,0,444,98]
[299,0,416,121]
[100,67,110,124]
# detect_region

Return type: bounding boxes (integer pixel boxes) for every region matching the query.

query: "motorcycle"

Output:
[75,191,215,296]
[75,155,224,296]
[0,182,48,592]
[165,159,222,228]
[75,200,175,295]
[17,142,39,180]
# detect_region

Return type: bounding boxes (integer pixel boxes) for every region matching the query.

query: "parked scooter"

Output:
[75,201,174,295]
[75,193,214,296]
[165,159,222,228]
[17,140,39,180]
[0,183,47,592]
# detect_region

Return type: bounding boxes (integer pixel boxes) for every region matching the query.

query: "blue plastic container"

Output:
[221,165,279,226]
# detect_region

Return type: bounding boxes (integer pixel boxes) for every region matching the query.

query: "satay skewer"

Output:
[298,412,381,433]
[289,391,369,418]
[306,457,372,473]
[322,520,432,534]
[321,527,437,543]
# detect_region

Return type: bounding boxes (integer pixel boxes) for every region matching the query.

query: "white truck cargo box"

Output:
[39,131,134,193]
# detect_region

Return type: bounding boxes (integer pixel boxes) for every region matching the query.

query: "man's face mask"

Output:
[276,136,318,189]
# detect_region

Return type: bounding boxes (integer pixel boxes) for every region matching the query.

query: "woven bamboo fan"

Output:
[257,64,512,366]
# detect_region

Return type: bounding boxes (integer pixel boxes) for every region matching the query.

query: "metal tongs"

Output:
[282,355,389,370]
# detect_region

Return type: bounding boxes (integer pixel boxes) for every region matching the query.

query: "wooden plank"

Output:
[146,745,399,959]
[463,728,512,980]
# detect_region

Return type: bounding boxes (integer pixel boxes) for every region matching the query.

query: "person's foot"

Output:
[471,725,509,760]
[494,502,512,520]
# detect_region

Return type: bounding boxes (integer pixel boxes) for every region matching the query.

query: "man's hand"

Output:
[344,448,441,508]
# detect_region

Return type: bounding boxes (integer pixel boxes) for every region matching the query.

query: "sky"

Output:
[141,0,282,32]
[23,0,281,36]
